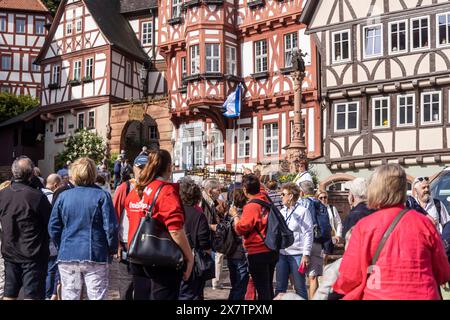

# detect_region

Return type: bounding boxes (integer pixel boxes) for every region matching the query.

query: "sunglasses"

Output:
[318,196,328,200]
[416,177,429,182]
[281,192,290,197]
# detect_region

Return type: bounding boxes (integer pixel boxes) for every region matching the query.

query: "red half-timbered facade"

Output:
[0,0,51,97]
[160,0,321,173]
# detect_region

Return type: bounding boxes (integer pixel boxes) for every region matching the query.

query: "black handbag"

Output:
[127,183,184,270]
[193,249,215,280]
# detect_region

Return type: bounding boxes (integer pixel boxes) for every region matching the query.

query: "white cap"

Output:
[344,178,367,199]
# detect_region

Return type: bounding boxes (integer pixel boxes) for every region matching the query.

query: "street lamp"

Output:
[284,48,308,173]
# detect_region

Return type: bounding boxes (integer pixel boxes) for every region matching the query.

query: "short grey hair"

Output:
[11,156,34,182]
[299,180,315,195]
[203,178,220,192]
[345,177,367,200]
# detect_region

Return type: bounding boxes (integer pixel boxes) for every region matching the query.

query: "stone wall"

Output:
[110,99,173,156]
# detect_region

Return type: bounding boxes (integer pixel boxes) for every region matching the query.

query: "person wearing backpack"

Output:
[412,176,450,234]
[112,154,148,300]
[275,183,313,300]
[298,180,333,299]
[229,174,279,300]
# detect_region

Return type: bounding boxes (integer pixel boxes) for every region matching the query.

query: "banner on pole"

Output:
[222,84,242,119]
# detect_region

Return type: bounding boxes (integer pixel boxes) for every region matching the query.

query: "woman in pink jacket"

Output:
[333,164,450,300]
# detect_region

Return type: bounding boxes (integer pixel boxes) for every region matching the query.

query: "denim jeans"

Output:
[227,258,249,300]
[275,254,308,300]
[45,255,59,299]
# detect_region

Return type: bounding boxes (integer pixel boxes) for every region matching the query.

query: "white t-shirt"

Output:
[294,171,313,186]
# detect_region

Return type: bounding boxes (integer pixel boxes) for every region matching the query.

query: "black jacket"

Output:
[342,202,375,239]
[0,181,52,263]
[184,205,211,251]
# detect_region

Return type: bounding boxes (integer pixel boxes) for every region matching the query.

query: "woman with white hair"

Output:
[48,157,118,300]
[333,164,450,299]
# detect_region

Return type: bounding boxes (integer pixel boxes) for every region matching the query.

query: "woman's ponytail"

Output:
[136,149,172,198]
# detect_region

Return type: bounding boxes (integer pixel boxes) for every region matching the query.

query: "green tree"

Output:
[42,0,61,15]
[0,93,39,123]
[55,129,107,170]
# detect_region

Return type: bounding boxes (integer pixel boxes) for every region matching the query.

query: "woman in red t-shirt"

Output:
[125,149,193,300]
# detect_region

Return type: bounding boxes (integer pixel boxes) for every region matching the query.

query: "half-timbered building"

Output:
[301,0,450,191]
[35,0,170,175]
[0,0,51,97]
[161,0,321,174]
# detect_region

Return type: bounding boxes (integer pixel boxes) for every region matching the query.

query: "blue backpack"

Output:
[249,198,294,252]
[308,197,332,244]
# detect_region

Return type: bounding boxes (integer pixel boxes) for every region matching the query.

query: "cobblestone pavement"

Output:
[107,260,231,300]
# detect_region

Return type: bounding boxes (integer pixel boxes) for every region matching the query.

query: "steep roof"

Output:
[0,0,49,12]
[36,0,149,63]
[119,0,157,14]
[299,0,319,26]
[84,0,148,61]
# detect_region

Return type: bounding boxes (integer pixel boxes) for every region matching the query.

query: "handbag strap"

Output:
[367,208,410,275]
[145,183,166,219]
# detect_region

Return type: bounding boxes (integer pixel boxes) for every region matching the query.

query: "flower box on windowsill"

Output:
[48,83,59,90]
[168,17,183,26]
[202,72,223,80]
[183,74,202,82]
[82,76,93,83]
[204,0,224,6]
[68,79,81,86]
[182,0,201,10]
[247,0,265,9]
[250,71,269,80]
[280,66,295,75]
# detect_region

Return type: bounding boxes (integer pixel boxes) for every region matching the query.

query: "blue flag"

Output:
[222,84,242,118]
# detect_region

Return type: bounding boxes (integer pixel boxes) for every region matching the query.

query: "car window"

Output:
[431,171,450,213]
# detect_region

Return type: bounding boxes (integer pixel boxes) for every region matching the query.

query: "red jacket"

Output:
[333,205,450,300]
[124,179,184,246]
[235,192,271,255]
[113,179,136,223]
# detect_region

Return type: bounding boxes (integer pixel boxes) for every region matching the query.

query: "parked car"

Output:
[430,167,450,214]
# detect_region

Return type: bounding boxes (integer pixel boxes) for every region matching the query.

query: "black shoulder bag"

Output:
[127,183,184,270]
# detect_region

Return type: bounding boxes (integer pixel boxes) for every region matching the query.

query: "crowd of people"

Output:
[0,149,449,300]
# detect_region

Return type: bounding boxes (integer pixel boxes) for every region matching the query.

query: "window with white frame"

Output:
[57,117,64,134]
[397,94,415,126]
[332,30,350,63]
[226,46,237,75]
[372,97,390,128]
[238,127,251,158]
[206,44,220,73]
[263,123,278,155]
[211,131,224,160]
[181,56,186,79]
[0,17,6,32]
[85,57,93,79]
[255,40,268,73]
[194,143,203,167]
[77,112,85,129]
[284,32,298,67]
[142,21,152,45]
[31,58,39,72]
[76,19,82,32]
[438,13,450,46]
[66,22,72,35]
[364,24,383,57]
[172,0,182,18]
[1,55,11,70]
[190,45,200,75]
[389,21,407,53]
[411,17,429,50]
[16,19,25,33]
[88,111,95,128]
[335,102,359,131]
[125,61,132,85]
[73,60,81,80]
[52,65,61,85]
[35,20,45,35]
[421,92,441,124]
